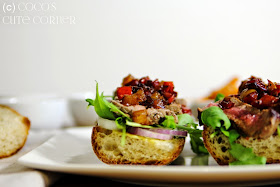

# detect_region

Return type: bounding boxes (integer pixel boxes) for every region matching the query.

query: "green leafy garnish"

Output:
[228,129,266,165]
[161,114,208,155]
[201,106,231,130]
[106,102,131,120]
[177,114,194,126]
[228,129,240,144]
[189,131,209,154]
[201,106,266,165]
[85,82,115,120]
[220,127,230,137]
[86,82,131,121]
[126,120,153,129]
[115,117,126,146]
[214,93,225,102]
[161,116,177,129]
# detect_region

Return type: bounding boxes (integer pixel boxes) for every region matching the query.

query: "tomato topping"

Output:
[163,92,172,99]
[168,95,175,104]
[163,82,174,93]
[117,75,191,112]
[239,76,280,109]
[117,86,132,99]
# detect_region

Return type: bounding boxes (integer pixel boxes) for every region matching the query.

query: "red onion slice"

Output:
[127,127,173,140]
[149,128,188,137]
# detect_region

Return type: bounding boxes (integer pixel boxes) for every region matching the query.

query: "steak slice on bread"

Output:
[199,76,280,165]
[221,96,280,139]
[0,105,30,158]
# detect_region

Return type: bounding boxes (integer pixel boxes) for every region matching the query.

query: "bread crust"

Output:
[0,105,30,158]
[202,125,233,165]
[91,126,185,165]
[203,125,280,165]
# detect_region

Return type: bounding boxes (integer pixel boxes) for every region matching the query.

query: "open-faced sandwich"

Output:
[198,76,280,165]
[86,74,206,165]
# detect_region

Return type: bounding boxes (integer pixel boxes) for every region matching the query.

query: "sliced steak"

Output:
[198,96,280,139]
[222,97,280,139]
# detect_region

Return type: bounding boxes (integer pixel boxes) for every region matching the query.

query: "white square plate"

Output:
[18,127,280,186]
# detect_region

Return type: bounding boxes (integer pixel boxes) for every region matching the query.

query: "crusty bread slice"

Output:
[203,125,280,165]
[0,105,30,158]
[91,126,185,165]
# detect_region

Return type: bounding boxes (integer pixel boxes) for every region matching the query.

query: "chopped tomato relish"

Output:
[115,74,188,113]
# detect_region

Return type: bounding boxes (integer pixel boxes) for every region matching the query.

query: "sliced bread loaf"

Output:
[0,105,30,158]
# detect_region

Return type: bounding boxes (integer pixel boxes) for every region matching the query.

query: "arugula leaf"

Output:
[190,133,209,155]
[201,106,266,165]
[86,82,116,120]
[220,127,230,137]
[215,93,225,102]
[115,117,126,146]
[201,106,231,130]
[229,142,266,165]
[172,116,208,155]
[161,116,177,129]
[228,129,240,144]
[227,129,266,165]
[126,120,153,128]
[106,102,131,120]
[177,114,194,126]
[161,114,195,131]
[86,82,131,121]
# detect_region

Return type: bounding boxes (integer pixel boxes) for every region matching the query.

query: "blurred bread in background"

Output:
[189,77,240,118]
[0,105,30,158]
[204,77,239,100]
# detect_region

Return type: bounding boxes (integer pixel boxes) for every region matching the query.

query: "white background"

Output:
[1,0,280,98]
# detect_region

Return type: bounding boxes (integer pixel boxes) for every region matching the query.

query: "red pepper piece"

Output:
[163,92,172,99]
[167,94,175,104]
[163,82,174,93]
[117,86,132,99]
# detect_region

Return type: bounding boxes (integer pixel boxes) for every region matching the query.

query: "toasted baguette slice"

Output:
[91,126,185,165]
[203,125,280,165]
[0,105,30,158]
